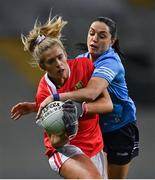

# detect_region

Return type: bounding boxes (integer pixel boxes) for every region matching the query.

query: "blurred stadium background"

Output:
[0,0,155,178]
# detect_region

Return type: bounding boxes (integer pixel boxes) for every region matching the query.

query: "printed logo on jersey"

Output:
[74,81,84,90]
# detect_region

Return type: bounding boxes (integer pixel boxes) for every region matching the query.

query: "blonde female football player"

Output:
[11,15,113,179]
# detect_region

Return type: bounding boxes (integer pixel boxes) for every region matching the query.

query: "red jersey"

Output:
[36,57,103,158]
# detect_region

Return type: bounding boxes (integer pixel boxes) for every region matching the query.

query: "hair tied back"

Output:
[35,34,46,45]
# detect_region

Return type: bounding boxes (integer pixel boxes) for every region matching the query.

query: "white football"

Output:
[36,101,65,136]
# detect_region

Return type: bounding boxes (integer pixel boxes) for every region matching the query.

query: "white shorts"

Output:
[91,151,108,179]
[48,144,83,173]
[49,144,107,178]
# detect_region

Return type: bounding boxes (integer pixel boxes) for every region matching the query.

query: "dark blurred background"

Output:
[0,0,155,178]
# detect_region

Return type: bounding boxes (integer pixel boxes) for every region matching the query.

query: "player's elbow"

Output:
[107,101,113,112]
[101,101,113,114]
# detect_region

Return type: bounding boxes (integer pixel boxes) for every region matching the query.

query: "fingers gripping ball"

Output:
[62,100,79,139]
[36,101,65,136]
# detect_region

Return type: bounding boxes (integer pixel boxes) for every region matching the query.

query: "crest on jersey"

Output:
[74,81,84,90]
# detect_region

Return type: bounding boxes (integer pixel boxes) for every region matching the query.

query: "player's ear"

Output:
[111,38,116,46]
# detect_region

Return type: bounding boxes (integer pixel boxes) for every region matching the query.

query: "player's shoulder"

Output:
[76,57,91,63]
[68,58,93,73]
[38,76,46,87]
[36,76,49,106]
[95,49,121,69]
[37,75,48,93]
[68,57,93,66]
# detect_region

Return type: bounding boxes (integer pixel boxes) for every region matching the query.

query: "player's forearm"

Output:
[59,88,101,102]
[86,96,113,114]
[59,77,108,102]
[85,88,113,114]
[30,102,37,112]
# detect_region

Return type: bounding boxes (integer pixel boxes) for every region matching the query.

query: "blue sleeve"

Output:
[92,56,120,84]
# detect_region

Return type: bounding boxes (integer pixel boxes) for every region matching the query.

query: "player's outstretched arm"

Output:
[36,87,113,118]
[11,102,37,120]
[59,77,109,102]
[36,77,108,115]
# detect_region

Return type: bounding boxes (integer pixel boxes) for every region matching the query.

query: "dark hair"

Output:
[75,16,124,58]
[96,17,117,38]
[94,16,124,58]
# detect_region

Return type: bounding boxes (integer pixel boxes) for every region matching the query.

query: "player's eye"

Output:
[45,59,54,65]
[89,30,95,36]
[99,33,106,39]
[58,54,64,60]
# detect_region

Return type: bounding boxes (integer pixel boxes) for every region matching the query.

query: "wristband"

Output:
[53,93,60,101]
[82,102,88,115]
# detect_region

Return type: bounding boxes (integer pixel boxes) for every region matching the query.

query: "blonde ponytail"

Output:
[21,15,68,65]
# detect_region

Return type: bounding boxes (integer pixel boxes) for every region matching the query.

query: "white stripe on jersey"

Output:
[44,73,57,94]
[93,66,115,81]
[94,66,115,77]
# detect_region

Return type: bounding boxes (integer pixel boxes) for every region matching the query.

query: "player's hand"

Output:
[63,100,87,118]
[36,96,53,120]
[50,133,69,148]
[62,100,79,139]
[72,101,87,118]
[11,102,36,120]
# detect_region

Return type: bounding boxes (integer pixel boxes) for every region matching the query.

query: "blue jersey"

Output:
[77,47,136,132]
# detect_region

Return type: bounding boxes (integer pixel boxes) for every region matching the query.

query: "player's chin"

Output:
[57,72,67,80]
[88,49,95,54]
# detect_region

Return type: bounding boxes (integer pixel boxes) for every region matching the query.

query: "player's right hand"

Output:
[10,102,36,120]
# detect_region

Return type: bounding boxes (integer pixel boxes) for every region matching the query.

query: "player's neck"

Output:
[47,74,66,89]
[56,79,66,89]
[89,54,99,62]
